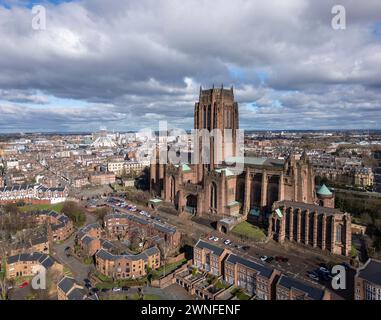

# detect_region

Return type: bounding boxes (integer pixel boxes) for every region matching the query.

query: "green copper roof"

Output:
[215,168,235,177]
[174,164,191,172]
[181,164,191,172]
[317,184,333,196]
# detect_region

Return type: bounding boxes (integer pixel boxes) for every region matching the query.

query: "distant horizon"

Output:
[1,128,381,136]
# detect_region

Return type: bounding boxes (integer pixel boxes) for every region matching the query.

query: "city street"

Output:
[51,212,97,285]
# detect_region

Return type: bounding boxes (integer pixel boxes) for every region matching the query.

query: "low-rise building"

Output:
[95,246,160,280]
[104,213,181,251]
[0,184,68,204]
[224,253,280,300]
[57,277,97,300]
[10,234,50,256]
[193,240,230,276]
[72,176,90,188]
[89,172,115,185]
[276,275,330,300]
[355,259,381,300]
[354,167,374,187]
[34,210,74,242]
[6,252,63,279]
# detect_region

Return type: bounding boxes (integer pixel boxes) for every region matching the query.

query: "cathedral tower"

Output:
[194,86,239,181]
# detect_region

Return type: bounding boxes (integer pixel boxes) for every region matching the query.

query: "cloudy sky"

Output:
[0,0,380,133]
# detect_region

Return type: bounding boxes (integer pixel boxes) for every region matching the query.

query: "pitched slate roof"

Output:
[194,239,225,257]
[277,275,325,300]
[95,246,159,262]
[357,259,381,286]
[7,252,56,269]
[58,277,76,294]
[226,254,274,279]
[67,287,87,300]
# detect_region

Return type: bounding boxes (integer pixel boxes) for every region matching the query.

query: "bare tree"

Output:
[0,248,8,300]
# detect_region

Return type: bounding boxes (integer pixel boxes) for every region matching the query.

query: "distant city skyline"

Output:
[0,0,381,132]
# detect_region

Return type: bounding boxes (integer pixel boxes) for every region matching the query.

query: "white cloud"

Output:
[0,0,380,132]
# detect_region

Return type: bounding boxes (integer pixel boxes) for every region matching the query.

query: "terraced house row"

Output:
[0,184,68,204]
[193,240,330,300]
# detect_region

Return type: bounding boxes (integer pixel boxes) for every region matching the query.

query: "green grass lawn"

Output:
[214,279,230,290]
[231,288,251,300]
[151,259,187,280]
[63,266,73,278]
[232,221,266,242]
[20,202,64,213]
[143,294,162,300]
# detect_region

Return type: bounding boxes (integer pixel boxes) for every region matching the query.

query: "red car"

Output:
[275,256,289,263]
[19,281,29,289]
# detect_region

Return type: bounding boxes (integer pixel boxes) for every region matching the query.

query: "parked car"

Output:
[101,288,110,293]
[260,256,268,262]
[122,286,129,291]
[112,287,122,292]
[242,246,250,251]
[319,266,330,274]
[213,237,219,242]
[265,256,274,263]
[315,269,330,281]
[208,236,215,241]
[307,271,320,281]
[19,281,29,289]
[224,239,232,245]
[275,256,289,263]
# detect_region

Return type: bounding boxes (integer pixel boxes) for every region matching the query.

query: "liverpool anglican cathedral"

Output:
[150,87,351,256]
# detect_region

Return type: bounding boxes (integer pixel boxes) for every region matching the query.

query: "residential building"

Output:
[276,275,330,300]
[355,259,381,300]
[34,210,74,242]
[95,246,160,280]
[89,172,115,185]
[0,184,68,204]
[224,253,280,300]
[104,213,181,251]
[57,277,97,300]
[193,239,230,276]
[6,252,63,279]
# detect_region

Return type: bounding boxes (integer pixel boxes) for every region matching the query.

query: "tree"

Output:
[95,207,109,222]
[62,201,86,227]
[0,253,8,300]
